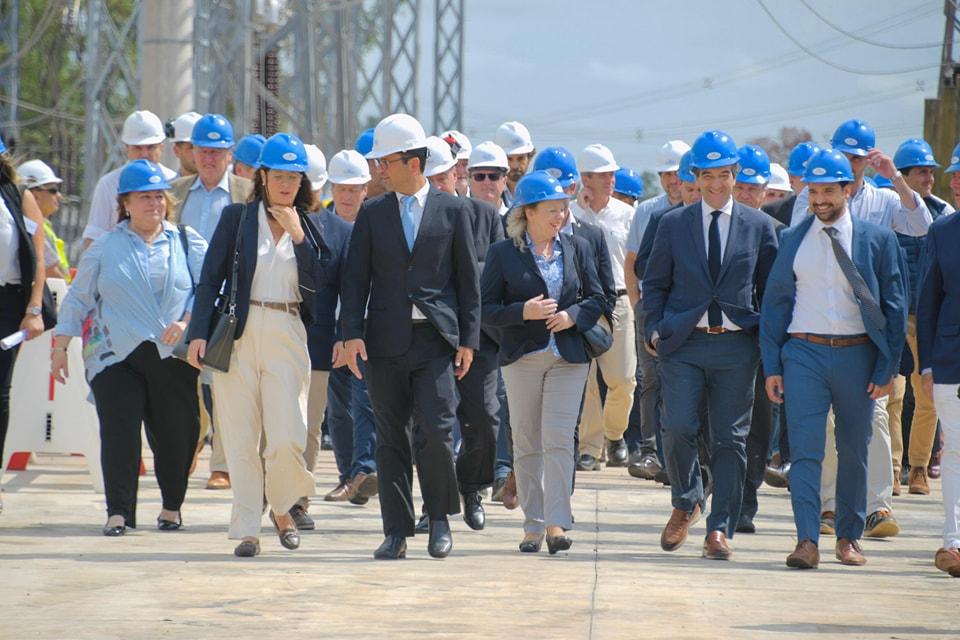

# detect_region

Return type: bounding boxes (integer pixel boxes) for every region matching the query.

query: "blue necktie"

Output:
[707,210,722,327]
[400,195,416,252]
[823,226,886,331]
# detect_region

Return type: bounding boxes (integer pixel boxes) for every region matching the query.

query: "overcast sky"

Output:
[457,0,947,172]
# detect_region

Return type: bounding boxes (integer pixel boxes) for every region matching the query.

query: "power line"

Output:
[757,0,940,75]
[799,0,940,50]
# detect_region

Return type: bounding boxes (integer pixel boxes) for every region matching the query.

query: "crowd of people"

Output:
[1,106,960,577]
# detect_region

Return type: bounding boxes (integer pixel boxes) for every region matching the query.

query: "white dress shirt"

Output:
[396,180,430,320]
[696,198,740,331]
[787,210,866,335]
[0,195,21,285]
[791,181,932,236]
[249,203,301,304]
[82,162,178,242]
[570,196,635,291]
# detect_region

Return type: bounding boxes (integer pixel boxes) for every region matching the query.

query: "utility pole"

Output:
[924,0,960,202]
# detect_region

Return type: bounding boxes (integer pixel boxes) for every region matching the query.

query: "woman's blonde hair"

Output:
[505,205,530,251]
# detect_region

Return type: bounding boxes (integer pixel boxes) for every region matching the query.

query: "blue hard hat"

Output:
[513,170,571,208]
[191,113,235,149]
[118,159,172,194]
[893,138,939,170]
[614,168,644,199]
[945,142,960,173]
[234,134,266,168]
[678,150,696,183]
[736,145,771,185]
[872,174,894,189]
[258,133,309,173]
[803,149,854,183]
[0,136,6,154]
[690,130,738,170]
[831,119,875,158]
[533,146,579,187]
[787,142,821,177]
[354,128,375,156]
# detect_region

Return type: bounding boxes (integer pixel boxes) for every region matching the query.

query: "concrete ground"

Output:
[0,450,957,640]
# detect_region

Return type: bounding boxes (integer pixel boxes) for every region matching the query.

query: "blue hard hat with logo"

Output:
[736,145,771,184]
[787,141,821,177]
[234,134,266,168]
[690,130,738,169]
[803,149,854,183]
[513,170,571,208]
[678,150,696,183]
[945,142,960,173]
[354,128,375,156]
[872,174,894,189]
[533,146,579,187]
[831,119,875,157]
[258,133,308,172]
[118,159,172,194]
[614,168,644,199]
[191,113,235,149]
[893,138,939,170]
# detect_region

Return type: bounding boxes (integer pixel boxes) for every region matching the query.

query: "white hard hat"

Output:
[468,141,509,170]
[366,113,427,159]
[440,129,472,160]
[305,144,328,191]
[425,136,457,177]
[17,159,62,188]
[121,110,166,146]
[655,140,691,173]
[327,149,372,185]
[172,111,202,142]
[767,163,792,193]
[578,143,619,173]
[495,121,534,155]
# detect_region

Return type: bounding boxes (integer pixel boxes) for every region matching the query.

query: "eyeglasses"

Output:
[375,156,407,168]
[470,172,504,182]
[33,186,60,195]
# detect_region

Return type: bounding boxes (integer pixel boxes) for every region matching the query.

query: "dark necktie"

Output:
[822,226,886,332]
[707,210,722,327]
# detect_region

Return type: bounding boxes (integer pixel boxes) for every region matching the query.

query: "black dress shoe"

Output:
[463,492,485,531]
[156,513,182,531]
[605,439,629,467]
[289,504,315,530]
[735,515,756,534]
[415,511,429,534]
[234,540,260,557]
[428,519,453,558]
[546,535,572,555]
[374,535,407,559]
[269,512,300,550]
[103,523,126,537]
[577,453,601,471]
[654,468,671,485]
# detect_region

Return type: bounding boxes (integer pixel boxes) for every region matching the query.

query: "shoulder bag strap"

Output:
[177,224,194,288]
[226,206,247,317]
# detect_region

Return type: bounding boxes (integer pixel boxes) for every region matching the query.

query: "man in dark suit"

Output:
[643,130,778,560]
[761,149,906,569]
[340,114,481,560]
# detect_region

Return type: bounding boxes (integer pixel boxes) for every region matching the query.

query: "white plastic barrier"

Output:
[3,278,105,492]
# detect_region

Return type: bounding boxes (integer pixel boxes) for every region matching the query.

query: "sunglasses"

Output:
[470,172,504,182]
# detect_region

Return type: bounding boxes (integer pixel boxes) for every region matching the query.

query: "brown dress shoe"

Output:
[350,472,380,499]
[835,538,866,566]
[908,466,930,495]
[934,547,960,577]
[205,471,231,490]
[702,531,732,560]
[786,540,819,569]
[501,472,519,510]
[323,481,355,502]
[660,505,701,551]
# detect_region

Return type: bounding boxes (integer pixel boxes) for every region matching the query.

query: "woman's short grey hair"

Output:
[505,205,529,251]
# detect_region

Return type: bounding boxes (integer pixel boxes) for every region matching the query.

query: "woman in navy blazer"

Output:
[186,133,330,558]
[480,171,605,555]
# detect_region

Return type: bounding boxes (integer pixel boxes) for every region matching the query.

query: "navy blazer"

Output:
[306,209,352,371]
[760,214,908,386]
[918,213,960,383]
[642,201,778,356]
[186,200,330,343]
[481,233,606,366]
[340,187,481,357]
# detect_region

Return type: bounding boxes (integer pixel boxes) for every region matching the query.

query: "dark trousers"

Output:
[0,285,24,464]
[89,341,199,528]
[659,331,759,537]
[365,324,460,537]
[454,340,499,493]
[632,301,661,457]
[742,366,774,520]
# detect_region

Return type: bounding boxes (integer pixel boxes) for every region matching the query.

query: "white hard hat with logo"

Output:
[440,130,472,160]
[578,143,620,173]
[767,163,792,193]
[173,112,202,142]
[655,140,691,173]
[495,121,534,155]
[328,150,372,185]
[121,110,166,146]
[425,136,457,177]
[366,113,427,159]
[17,159,62,188]
[305,144,328,191]
[468,141,509,170]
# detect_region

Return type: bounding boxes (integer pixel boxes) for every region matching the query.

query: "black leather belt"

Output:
[616,289,628,297]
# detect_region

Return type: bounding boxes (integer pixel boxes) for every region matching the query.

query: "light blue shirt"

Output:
[55,220,208,383]
[179,172,232,242]
[626,193,674,254]
[526,233,564,357]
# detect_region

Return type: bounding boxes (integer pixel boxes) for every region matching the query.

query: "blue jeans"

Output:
[659,331,759,537]
[494,370,513,480]
[327,363,377,484]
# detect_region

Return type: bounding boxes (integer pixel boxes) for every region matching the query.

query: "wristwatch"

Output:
[25,306,42,316]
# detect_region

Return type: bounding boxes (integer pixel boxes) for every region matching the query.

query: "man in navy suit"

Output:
[761,149,907,569]
[643,130,778,560]
[340,114,481,560]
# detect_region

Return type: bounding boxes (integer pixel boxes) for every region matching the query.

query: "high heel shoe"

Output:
[546,535,572,555]
[269,511,300,550]
[519,535,544,553]
[103,517,126,537]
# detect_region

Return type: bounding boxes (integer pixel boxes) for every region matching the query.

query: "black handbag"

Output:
[572,243,613,359]
[202,209,246,372]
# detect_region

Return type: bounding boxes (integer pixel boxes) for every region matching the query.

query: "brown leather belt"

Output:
[250,299,299,317]
[694,326,732,334]
[789,332,870,347]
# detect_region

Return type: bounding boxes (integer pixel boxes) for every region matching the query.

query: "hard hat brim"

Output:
[735,174,770,185]
[261,162,308,173]
[468,160,509,170]
[328,175,372,185]
[803,175,853,184]
[425,158,457,178]
[503,144,535,155]
[192,140,234,149]
[945,163,960,174]
[514,191,570,208]
[655,162,682,173]
[834,146,869,158]
[118,181,172,194]
[691,157,738,170]
[122,133,166,146]
[581,162,620,173]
